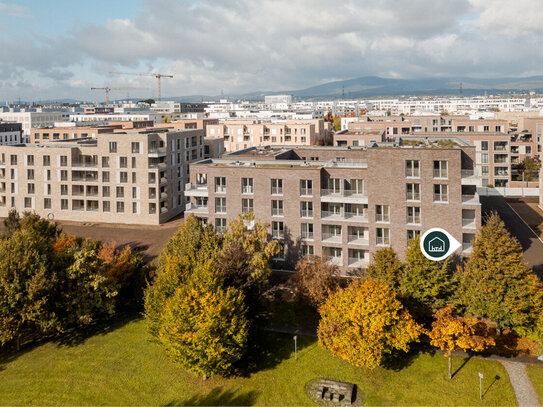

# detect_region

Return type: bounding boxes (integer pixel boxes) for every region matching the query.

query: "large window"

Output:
[375,205,390,222]
[433,184,449,202]
[109,141,117,153]
[242,198,253,213]
[215,177,226,193]
[300,179,313,196]
[215,218,227,234]
[241,177,253,194]
[272,221,284,239]
[433,160,448,178]
[376,228,390,246]
[271,178,283,195]
[405,160,420,178]
[300,201,313,218]
[301,223,314,240]
[406,183,420,201]
[271,200,284,216]
[406,206,421,225]
[215,197,226,213]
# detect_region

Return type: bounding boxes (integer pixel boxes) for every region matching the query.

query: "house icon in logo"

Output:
[428,237,445,252]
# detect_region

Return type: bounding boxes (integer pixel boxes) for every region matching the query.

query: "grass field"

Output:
[526,365,543,405]
[0,315,517,406]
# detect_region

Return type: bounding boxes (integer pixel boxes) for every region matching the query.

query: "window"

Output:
[271,200,284,216]
[376,228,390,245]
[242,198,254,212]
[102,171,110,182]
[61,199,68,210]
[215,177,226,193]
[24,197,32,208]
[301,245,314,256]
[433,184,449,202]
[10,155,17,165]
[328,178,341,193]
[132,202,138,214]
[103,186,110,197]
[26,155,34,166]
[406,160,420,177]
[407,230,420,241]
[59,156,67,167]
[119,172,128,183]
[301,223,314,240]
[375,205,390,222]
[481,153,489,163]
[60,185,68,195]
[481,141,488,151]
[119,157,128,168]
[241,178,253,194]
[116,186,124,198]
[116,202,125,213]
[215,197,226,213]
[300,201,313,217]
[481,166,489,176]
[43,155,50,166]
[27,169,34,180]
[132,187,138,199]
[131,142,140,153]
[271,179,283,195]
[433,160,448,178]
[109,141,117,153]
[348,179,364,195]
[102,157,110,168]
[526,146,532,154]
[132,157,136,168]
[132,172,136,183]
[215,218,227,234]
[300,179,313,196]
[27,183,35,194]
[60,170,68,181]
[272,221,284,239]
[406,183,420,201]
[406,206,421,224]
[103,201,110,212]
[44,198,51,209]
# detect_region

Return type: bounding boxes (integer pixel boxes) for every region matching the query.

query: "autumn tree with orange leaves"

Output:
[429,305,495,379]
[318,279,422,369]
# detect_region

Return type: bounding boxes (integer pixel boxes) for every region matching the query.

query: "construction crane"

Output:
[90,87,145,106]
[109,72,174,101]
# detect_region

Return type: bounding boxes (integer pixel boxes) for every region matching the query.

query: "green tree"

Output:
[457,212,543,332]
[518,156,541,181]
[3,209,20,238]
[295,256,340,308]
[399,237,457,321]
[318,279,421,369]
[157,271,249,379]
[366,247,403,289]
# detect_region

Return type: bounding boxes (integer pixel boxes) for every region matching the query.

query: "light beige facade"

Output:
[0,129,205,225]
[206,119,328,152]
[186,142,480,275]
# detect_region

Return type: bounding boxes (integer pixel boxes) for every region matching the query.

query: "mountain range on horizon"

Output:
[24,75,543,104]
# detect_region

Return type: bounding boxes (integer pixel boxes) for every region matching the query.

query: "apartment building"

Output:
[0,111,63,140]
[206,119,327,152]
[186,141,480,275]
[0,122,23,145]
[153,118,219,132]
[0,129,205,225]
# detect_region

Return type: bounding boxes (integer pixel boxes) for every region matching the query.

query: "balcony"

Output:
[185,183,208,197]
[321,211,368,222]
[326,257,343,267]
[348,257,367,268]
[462,194,480,205]
[461,169,480,186]
[72,160,98,169]
[185,202,209,215]
[324,159,367,169]
[462,218,477,229]
[148,162,167,170]
[148,147,167,158]
[322,233,342,243]
[348,235,369,246]
[320,189,367,204]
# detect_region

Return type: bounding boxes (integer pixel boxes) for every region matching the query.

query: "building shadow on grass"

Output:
[166,387,260,406]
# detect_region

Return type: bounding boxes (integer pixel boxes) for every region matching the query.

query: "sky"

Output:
[1,0,543,101]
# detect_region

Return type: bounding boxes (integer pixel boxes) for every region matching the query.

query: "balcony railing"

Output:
[72,160,98,167]
[185,203,208,213]
[300,188,313,196]
[322,233,342,242]
[462,194,479,204]
[348,235,369,245]
[215,206,227,214]
[462,218,476,229]
[348,257,367,267]
[326,256,343,266]
[271,209,284,216]
[272,231,284,239]
[242,186,254,194]
[462,243,473,253]
[271,187,283,195]
[301,233,314,240]
[300,210,313,218]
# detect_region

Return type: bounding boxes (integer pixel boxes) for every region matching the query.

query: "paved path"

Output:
[501,361,541,407]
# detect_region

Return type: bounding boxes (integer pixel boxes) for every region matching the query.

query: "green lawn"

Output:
[0,316,517,406]
[526,364,543,405]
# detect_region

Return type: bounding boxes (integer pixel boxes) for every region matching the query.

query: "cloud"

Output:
[2,0,543,99]
[0,2,30,18]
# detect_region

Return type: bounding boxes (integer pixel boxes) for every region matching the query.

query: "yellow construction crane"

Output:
[90,86,145,106]
[109,71,174,101]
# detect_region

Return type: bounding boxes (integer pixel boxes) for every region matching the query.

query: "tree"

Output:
[318,279,421,369]
[3,209,20,238]
[157,273,249,378]
[456,212,543,332]
[399,237,457,321]
[429,305,495,379]
[366,247,403,289]
[517,156,541,181]
[295,256,340,308]
[332,116,341,131]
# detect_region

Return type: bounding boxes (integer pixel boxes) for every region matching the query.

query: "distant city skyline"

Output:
[1,0,543,100]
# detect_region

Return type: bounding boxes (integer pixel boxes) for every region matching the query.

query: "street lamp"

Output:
[478,372,483,400]
[293,335,298,360]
